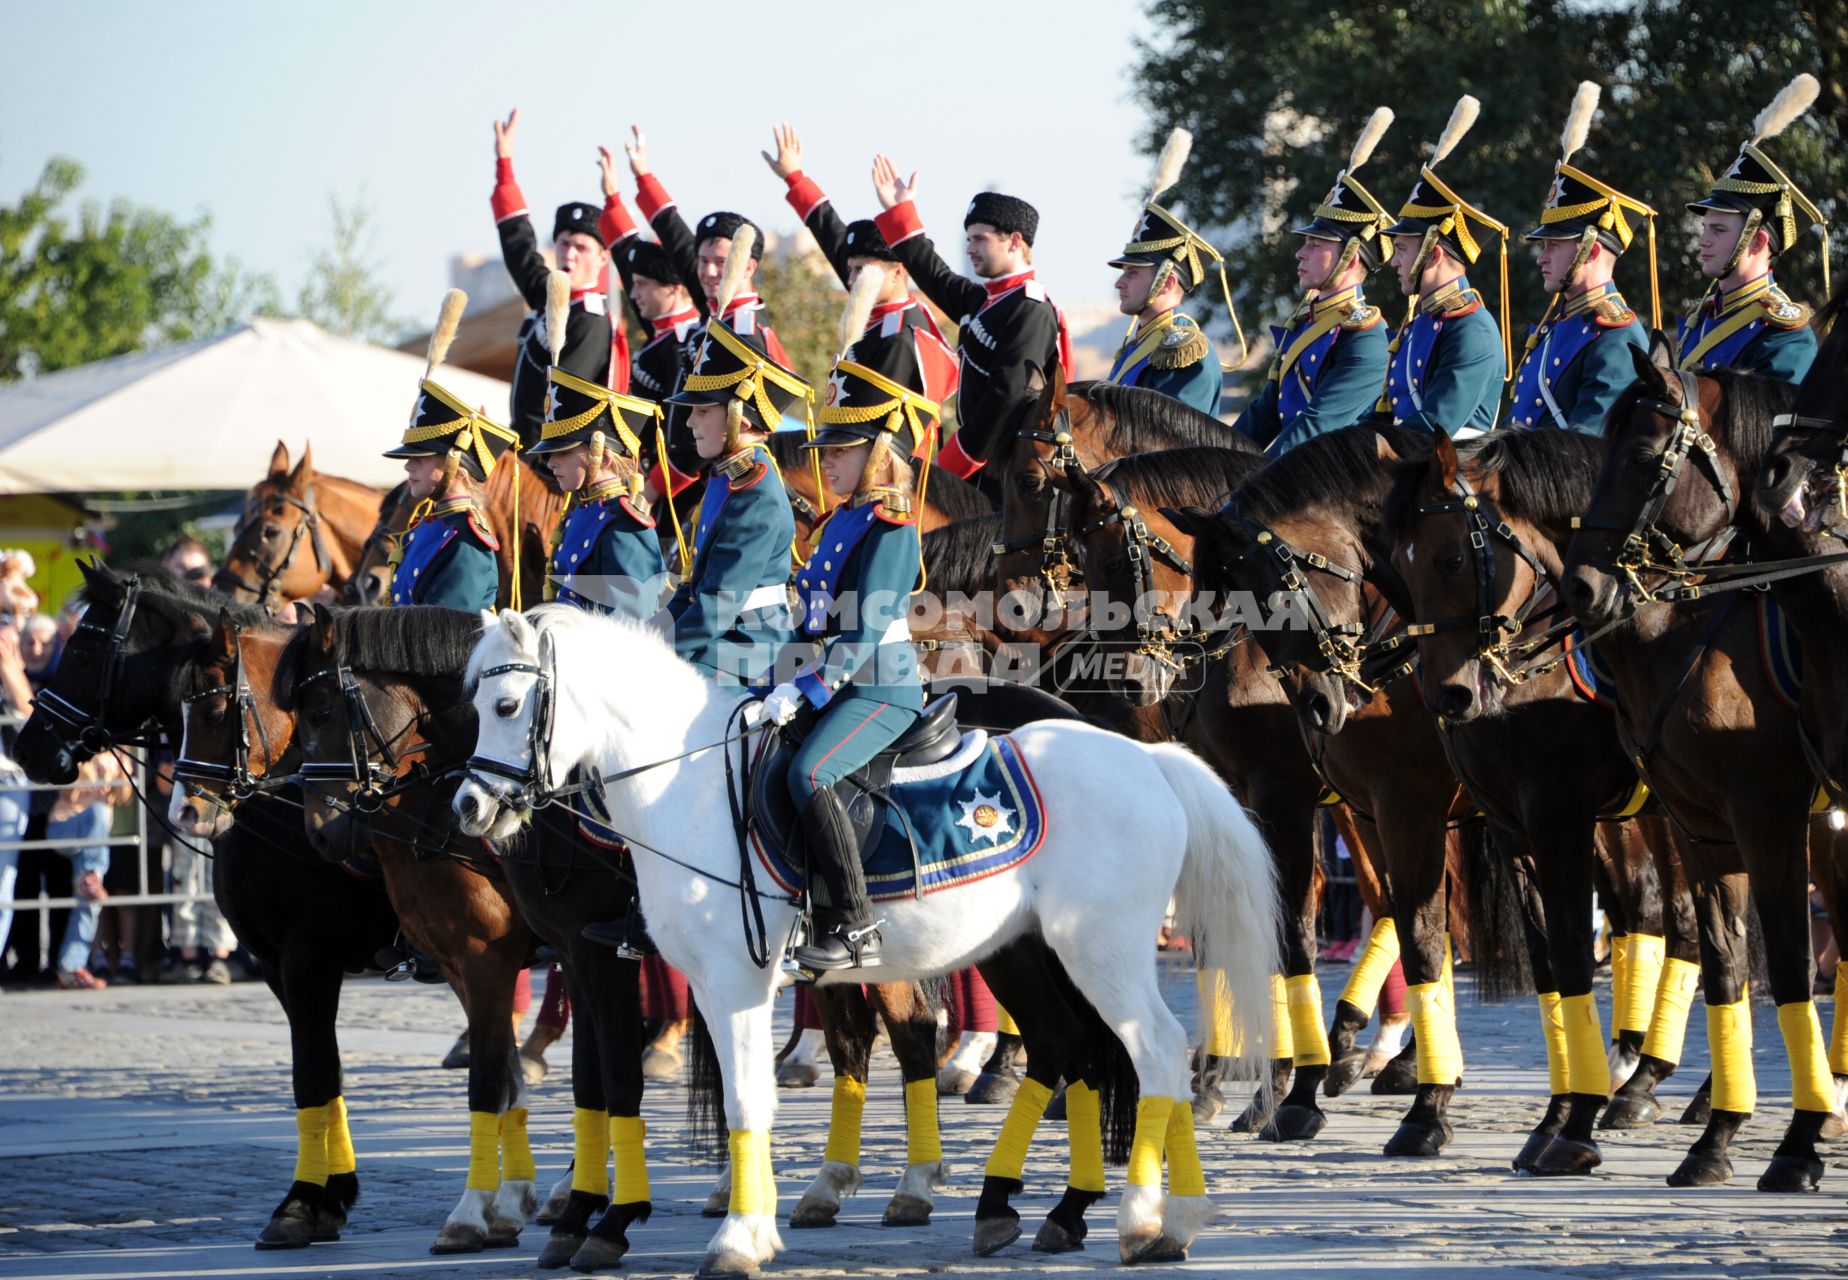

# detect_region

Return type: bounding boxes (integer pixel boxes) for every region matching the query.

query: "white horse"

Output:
[454,606,1279,1276]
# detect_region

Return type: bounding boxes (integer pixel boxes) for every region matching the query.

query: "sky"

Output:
[1,0,1163,330]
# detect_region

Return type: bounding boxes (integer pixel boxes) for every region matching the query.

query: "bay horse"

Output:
[165,610,543,1252]
[11,563,401,1250]
[216,441,394,608]
[1565,339,1842,1190]
[1381,427,1703,1173]
[454,606,1281,1273]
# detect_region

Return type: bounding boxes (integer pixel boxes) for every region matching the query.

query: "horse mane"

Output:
[1092,445,1265,512]
[1605,364,1795,470]
[1231,424,1431,523]
[331,607,482,681]
[1385,429,1605,532]
[921,513,1004,598]
[1069,380,1248,455]
[1790,289,1848,423]
[763,432,993,519]
[87,566,271,628]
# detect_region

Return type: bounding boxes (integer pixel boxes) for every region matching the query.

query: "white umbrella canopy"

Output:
[0,318,513,494]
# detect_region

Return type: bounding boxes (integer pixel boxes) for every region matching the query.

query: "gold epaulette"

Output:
[1592,297,1637,328]
[1340,303,1383,332]
[1760,287,1812,329]
[1433,288,1483,318]
[1150,317,1210,370]
[716,447,768,490]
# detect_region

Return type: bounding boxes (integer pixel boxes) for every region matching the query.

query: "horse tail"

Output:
[1146,741,1281,1084]
[1454,819,1531,1004]
[682,1004,727,1166]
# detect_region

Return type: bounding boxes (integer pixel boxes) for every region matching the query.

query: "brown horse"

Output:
[482,456,570,610]
[340,480,416,607]
[1561,342,1837,1191]
[167,612,541,1252]
[216,441,393,607]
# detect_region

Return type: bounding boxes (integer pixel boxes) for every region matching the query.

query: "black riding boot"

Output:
[581,901,657,958]
[789,790,882,972]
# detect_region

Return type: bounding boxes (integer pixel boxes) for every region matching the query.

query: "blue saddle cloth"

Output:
[1565,630,1621,710]
[752,731,1047,903]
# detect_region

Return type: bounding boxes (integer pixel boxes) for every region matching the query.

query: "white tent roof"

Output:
[0,318,513,494]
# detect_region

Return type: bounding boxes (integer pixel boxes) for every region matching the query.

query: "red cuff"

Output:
[936,433,984,478]
[636,173,674,222]
[874,200,925,247]
[784,172,828,223]
[491,157,528,223]
[648,458,700,499]
[599,193,638,247]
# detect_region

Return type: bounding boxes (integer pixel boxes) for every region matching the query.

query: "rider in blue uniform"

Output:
[1676,75,1823,383]
[1100,129,1239,415]
[1367,95,1512,440]
[382,302,516,611]
[527,366,669,617]
[760,357,932,971]
[1507,83,1654,434]
[1238,108,1394,455]
[659,307,806,687]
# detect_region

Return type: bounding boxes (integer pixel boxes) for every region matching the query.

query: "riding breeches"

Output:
[786,696,920,806]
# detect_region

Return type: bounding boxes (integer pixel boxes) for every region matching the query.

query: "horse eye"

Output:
[1105,554,1128,576]
[496,697,519,718]
[1439,553,1466,575]
[1014,473,1044,496]
[1628,447,1656,468]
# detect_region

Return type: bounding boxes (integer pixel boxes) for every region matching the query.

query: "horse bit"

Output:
[33,575,145,753]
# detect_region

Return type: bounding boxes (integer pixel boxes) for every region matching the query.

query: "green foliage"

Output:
[755,250,846,396]
[0,157,280,381]
[1135,0,1845,353]
[295,192,406,343]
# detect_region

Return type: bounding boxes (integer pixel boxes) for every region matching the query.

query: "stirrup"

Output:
[790,918,885,973]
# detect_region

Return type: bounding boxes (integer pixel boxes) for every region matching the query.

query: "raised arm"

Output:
[870,156,985,321]
[489,108,552,310]
[764,123,852,287]
[626,125,707,318]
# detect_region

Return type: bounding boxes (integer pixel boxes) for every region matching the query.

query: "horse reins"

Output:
[173,623,287,806]
[990,408,1081,608]
[32,575,148,753]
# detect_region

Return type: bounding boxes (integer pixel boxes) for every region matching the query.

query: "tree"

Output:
[754,244,847,395]
[1134,0,1844,360]
[0,157,277,381]
[295,192,406,344]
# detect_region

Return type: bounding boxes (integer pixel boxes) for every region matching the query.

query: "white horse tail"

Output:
[1146,741,1281,1079]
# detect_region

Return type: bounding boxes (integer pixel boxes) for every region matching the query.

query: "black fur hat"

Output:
[553,201,602,243]
[964,192,1039,245]
[621,239,678,285]
[842,219,896,262]
[695,211,764,258]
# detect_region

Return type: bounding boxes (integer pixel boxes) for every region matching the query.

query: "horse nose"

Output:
[1566,571,1600,620]
[310,827,329,852]
[1436,683,1474,720]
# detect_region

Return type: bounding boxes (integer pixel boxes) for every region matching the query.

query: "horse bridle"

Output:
[295,660,430,815]
[1074,480,1204,674]
[1772,408,1848,533]
[991,409,1081,608]
[173,624,285,805]
[214,485,331,605]
[1227,512,1380,695]
[32,575,146,753]
[465,646,563,811]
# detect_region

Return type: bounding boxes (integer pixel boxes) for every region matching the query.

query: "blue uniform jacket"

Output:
[667,442,795,685]
[1103,310,1222,415]
[788,498,924,712]
[1507,283,1647,435]
[1374,277,1504,438]
[1238,284,1389,455]
[391,501,499,610]
[550,483,668,618]
[1675,274,1816,383]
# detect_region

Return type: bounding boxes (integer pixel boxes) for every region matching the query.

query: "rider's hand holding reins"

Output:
[761,683,803,726]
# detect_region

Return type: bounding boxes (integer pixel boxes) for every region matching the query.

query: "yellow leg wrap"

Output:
[1444,936,1462,1073]
[1560,992,1612,1097]
[1163,1098,1205,1197]
[996,1005,1019,1037]
[324,1095,356,1176]
[610,1114,649,1205]
[1064,1081,1106,1194]
[1777,1001,1836,1113]
[1831,962,1848,1076]
[1617,934,1666,1036]
[466,1111,501,1191]
[1197,969,1236,1057]
[983,1076,1054,1182]
[903,1078,941,1167]
[728,1130,772,1216]
[1406,981,1463,1085]
[824,1078,867,1168]
[1641,957,1701,1066]
[1127,1095,1174,1188]
[1537,992,1569,1096]
[292,1105,331,1186]
[1707,995,1757,1114]
[1609,935,1632,1040]
[1269,974,1295,1061]
[500,1107,536,1183]
[1285,972,1331,1067]
[1341,916,1400,1018]
[572,1108,612,1197]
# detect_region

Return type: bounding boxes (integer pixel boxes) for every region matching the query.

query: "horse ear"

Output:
[1630,338,1671,396]
[310,602,336,655]
[1431,430,1459,489]
[1036,360,1067,426]
[287,442,315,492]
[1375,431,1404,463]
[76,558,105,593]
[1648,329,1675,372]
[209,608,238,665]
[269,440,291,476]
[500,608,536,650]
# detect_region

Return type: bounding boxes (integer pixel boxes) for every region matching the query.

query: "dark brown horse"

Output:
[217,442,393,607]
[1561,341,1838,1191]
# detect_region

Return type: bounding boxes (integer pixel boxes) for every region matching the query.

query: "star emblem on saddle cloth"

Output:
[955,790,1015,846]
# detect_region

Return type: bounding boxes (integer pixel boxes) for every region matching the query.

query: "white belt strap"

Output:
[741,584,788,611]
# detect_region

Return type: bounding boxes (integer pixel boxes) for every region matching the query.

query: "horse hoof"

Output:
[1192,1085,1226,1123]
[1529,1137,1602,1176]
[1757,1156,1824,1193]
[1260,1104,1326,1142]
[1032,1217,1084,1253]
[702,1187,731,1218]
[429,1222,487,1254]
[1228,1102,1274,1134]
[964,1070,1020,1105]
[1600,1094,1662,1130]
[1043,1087,1067,1122]
[1324,1053,1366,1097]
[1371,1058,1419,1095]
[1383,1119,1453,1157]
[972,1217,1022,1256]
[309,1206,344,1242]
[778,1059,821,1089]
[536,1232,583,1268]
[571,1232,631,1271]
[1679,1092,1712,1127]
[697,1247,760,1278]
[642,1045,683,1083]
[482,1230,521,1249]
[255,1209,318,1250]
[788,1194,840,1228]
[936,1067,977,1095]
[1126,1235,1188,1264]
[882,1194,933,1227]
[1667,1152,1733,1187]
[1511,1130,1555,1173]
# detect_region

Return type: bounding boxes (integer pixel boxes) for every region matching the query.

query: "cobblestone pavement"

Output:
[2,962,1845,1280]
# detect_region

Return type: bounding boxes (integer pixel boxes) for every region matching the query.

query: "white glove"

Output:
[761,683,804,726]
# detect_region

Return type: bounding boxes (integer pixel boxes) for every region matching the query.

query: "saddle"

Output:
[747,694,963,869]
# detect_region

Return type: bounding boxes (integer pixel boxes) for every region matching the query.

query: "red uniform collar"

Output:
[868,299,913,322]
[653,306,700,336]
[982,270,1035,301]
[720,292,763,321]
